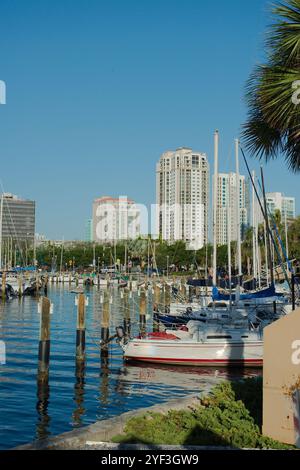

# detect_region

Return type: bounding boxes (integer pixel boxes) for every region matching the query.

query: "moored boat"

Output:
[118,321,264,367]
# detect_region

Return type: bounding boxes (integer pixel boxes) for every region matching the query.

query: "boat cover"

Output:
[212,284,284,301]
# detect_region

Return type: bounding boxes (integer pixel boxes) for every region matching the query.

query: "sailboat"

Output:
[118,321,263,367]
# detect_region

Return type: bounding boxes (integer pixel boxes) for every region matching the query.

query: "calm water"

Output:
[0,285,261,449]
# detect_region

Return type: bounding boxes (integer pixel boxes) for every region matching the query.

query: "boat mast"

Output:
[59,237,64,275]
[0,194,3,270]
[93,243,96,273]
[252,171,257,284]
[256,222,262,288]
[264,220,269,285]
[260,167,274,286]
[124,242,127,276]
[235,138,242,282]
[227,186,232,309]
[213,130,219,286]
[284,211,289,264]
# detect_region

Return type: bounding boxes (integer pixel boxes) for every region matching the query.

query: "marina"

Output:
[0,282,262,449]
[1,0,300,454]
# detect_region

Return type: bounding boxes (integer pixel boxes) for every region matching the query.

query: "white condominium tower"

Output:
[216,173,248,246]
[266,193,296,221]
[156,147,209,250]
[92,196,141,243]
[255,192,296,225]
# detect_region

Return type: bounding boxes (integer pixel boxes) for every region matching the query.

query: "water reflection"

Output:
[72,360,86,427]
[36,377,51,440]
[98,341,112,406]
[118,362,262,394]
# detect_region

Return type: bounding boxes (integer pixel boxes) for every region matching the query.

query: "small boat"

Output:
[117,321,264,368]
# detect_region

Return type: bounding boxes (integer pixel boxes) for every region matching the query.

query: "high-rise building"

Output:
[85,219,93,242]
[156,147,209,250]
[216,173,248,246]
[266,193,296,221]
[92,196,141,243]
[0,193,35,244]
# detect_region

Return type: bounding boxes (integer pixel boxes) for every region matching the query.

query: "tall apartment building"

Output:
[266,193,296,221]
[0,193,35,244]
[216,173,248,246]
[93,196,141,243]
[156,147,209,250]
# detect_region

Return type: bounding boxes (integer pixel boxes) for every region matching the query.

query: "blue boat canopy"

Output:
[212,284,283,301]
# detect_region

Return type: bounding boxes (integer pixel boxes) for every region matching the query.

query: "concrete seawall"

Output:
[15,394,203,450]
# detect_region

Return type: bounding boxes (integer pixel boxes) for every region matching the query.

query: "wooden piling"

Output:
[44,276,48,296]
[2,271,6,301]
[181,279,187,299]
[164,282,171,308]
[18,275,23,297]
[35,273,40,296]
[38,297,51,382]
[101,292,110,352]
[123,290,131,336]
[76,293,86,361]
[292,273,296,311]
[139,289,146,337]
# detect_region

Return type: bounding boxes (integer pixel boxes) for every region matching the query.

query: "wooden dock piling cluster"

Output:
[34,276,187,389]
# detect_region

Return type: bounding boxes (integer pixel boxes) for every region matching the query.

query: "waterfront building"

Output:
[92,196,141,243]
[156,147,209,250]
[0,193,35,244]
[266,193,296,221]
[216,173,248,246]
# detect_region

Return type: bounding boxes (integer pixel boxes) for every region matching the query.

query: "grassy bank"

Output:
[112,378,294,449]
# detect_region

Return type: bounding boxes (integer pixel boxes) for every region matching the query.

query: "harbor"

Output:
[0,281,262,449]
[1,0,300,457]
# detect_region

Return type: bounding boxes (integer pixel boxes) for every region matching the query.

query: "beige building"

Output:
[216,173,248,246]
[92,196,141,243]
[156,147,209,250]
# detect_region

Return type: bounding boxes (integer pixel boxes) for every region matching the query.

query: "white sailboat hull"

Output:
[123,338,263,367]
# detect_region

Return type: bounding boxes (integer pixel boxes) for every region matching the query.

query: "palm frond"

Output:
[242,0,300,172]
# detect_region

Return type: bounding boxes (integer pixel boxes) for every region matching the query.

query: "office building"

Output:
[0,193,35,245]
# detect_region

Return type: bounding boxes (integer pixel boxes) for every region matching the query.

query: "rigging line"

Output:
[256,179,292,290]
[256,179,294,273]
[239,145,290,288]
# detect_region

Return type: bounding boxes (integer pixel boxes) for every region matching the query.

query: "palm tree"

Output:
[242,0,300,171]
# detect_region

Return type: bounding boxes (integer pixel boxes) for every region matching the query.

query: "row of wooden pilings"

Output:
[36,278,189,384]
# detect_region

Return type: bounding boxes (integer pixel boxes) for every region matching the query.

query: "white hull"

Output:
[123,337,263,367]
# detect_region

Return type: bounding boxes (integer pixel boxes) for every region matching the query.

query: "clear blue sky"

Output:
[0,0,299,239]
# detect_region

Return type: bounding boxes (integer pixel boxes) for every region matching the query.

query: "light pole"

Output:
[167,255,169,279]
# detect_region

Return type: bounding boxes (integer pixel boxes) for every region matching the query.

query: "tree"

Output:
[242,0,300,171]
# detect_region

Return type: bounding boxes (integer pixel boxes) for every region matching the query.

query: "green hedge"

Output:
[112,378,295,449]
